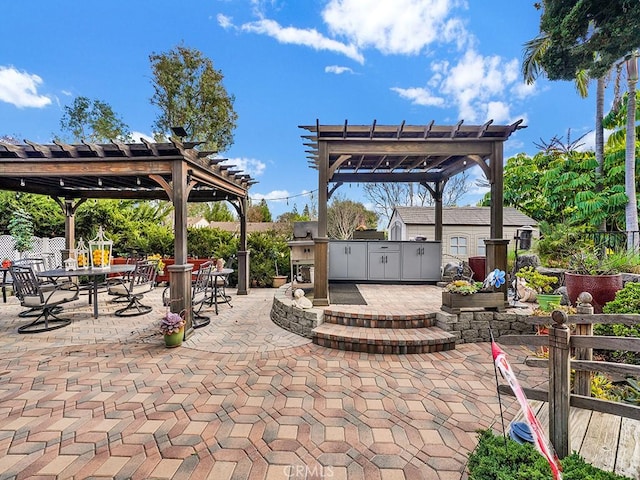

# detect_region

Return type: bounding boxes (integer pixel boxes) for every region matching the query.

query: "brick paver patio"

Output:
[0,285,545,479]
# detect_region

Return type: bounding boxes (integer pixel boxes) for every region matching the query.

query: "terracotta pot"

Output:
[564,272,623,313]
[272,275,288,288]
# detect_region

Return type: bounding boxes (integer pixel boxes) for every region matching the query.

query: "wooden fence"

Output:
[499,291,640,458]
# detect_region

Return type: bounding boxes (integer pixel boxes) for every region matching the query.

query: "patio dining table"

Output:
[37,264,135,319]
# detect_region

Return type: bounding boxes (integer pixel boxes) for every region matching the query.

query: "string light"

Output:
[136,177,141,185]
[59,179,65,186]
[20,178,25,187]
[97,178,103,186]
[249,188,318,203]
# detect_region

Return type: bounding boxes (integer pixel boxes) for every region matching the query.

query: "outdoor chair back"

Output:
[10,264,79,333]
[191,261,214,327]
[107,260,157,317]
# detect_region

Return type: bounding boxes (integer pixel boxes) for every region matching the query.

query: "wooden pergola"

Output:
[300,120,526,306]
[0,137,255,335]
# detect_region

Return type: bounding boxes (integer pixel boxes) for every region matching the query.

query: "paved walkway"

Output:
[0,285,544,480]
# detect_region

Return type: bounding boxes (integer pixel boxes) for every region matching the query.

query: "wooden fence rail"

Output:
[498,292,640,458]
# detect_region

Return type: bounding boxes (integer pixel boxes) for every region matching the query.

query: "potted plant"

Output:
[272,249,287,288]
[147,253,166,275]
[160,310,185,347]
[565,250,623,313]
[515,266,560,311]
[441,273,505,314]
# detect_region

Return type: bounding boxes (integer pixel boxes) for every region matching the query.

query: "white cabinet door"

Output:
[329,242,367,280]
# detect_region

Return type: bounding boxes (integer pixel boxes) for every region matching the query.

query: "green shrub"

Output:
[599,282,640,365]
[468,429,632,480]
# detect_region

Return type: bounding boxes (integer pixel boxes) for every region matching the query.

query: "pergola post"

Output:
[434,181,444,242]
[487,142,508,300]
[314,140,330,306]
[169,159,193,337]
[237,196,250,295]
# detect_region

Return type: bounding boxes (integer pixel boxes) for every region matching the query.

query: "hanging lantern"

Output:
[89,227,113,268]
[75,238,89,269]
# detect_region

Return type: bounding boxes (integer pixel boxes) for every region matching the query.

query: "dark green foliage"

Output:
[247,231,290,287]
[149,45,237,152]
[8,208,34,253]
[58,96,131,143]
[187,227,237,258]
[468,429,632,479]
[538,0,640,80]
[598,282,640,364]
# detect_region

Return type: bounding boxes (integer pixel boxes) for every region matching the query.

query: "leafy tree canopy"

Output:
[482,133,629,229]
[539,0,640,80]
[57,96,131,143]
[327,195,378,240]
[247,199,272,222]
[149,45,237,152]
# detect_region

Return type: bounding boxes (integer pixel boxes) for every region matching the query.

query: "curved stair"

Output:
[313,308,457,354]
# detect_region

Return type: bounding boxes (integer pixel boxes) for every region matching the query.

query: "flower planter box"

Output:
[441,291,505,314]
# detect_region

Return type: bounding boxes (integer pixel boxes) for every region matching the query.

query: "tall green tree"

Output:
[204,202,236,222]
[149,45,237,152]
[57,96,131,142]
[247,199,272,222]
[489,135,627,229]
[535,0,640,238]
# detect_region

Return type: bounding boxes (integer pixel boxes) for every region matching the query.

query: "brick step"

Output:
[312,324,457,354]
[322,308,435,329]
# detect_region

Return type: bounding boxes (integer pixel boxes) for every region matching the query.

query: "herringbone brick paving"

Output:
[0,285,545,479]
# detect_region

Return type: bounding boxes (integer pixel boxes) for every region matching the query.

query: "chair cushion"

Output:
[23,289,77,307]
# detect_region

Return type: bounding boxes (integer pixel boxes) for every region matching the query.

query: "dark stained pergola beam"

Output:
[332,172,445,183]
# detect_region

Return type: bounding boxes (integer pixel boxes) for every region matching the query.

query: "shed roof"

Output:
[392,206,536,227]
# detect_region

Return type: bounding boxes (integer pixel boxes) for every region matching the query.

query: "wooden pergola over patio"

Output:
[0,137,255,334]
[300,120,525,306]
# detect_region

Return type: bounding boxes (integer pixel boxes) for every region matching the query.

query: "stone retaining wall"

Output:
[435,310,537,343]
[270,282,538,344]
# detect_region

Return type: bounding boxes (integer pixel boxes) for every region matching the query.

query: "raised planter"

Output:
[441,291,505,314]
[564,272,623,313]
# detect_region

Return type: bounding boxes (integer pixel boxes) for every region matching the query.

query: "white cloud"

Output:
[325,65,354,75]
[217,13,233,29]
[131,131,155,143]
[251,189,290,202]
[222,157,266,177]
[390,86,445,107]
[485,101,510,124]
[392,49,536,123]
[0,66,51,108]
[322,0,469,55]
[240,18,364,64]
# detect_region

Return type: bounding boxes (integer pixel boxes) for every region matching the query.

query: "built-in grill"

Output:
[287,221,317,286]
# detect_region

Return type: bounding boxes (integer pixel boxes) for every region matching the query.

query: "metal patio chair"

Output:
[10,264,79,334]
[107,260,157,317]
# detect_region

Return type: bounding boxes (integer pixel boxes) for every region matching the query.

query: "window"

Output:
[450,236,467,255]
[477,237,487,256]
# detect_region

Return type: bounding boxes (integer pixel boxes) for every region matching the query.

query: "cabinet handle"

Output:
[345,246,348,254]
[349,246,351,254]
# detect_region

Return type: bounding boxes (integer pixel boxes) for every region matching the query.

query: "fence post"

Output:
[574,292,594,397]
[549,309,570,458]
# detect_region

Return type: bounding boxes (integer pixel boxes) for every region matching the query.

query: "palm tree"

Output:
[625,54,638,249]
[523,33,606,230]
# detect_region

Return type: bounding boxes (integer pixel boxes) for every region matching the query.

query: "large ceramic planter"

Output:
[164,327,184,348]
[564,272,623,313]
[441,291,505,314]
[272,275,288,288]
[468,256,486,282]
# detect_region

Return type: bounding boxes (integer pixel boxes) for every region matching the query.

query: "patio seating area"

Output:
[0,284,635,479]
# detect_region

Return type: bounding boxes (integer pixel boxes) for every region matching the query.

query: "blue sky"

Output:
[0,0,611,221]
